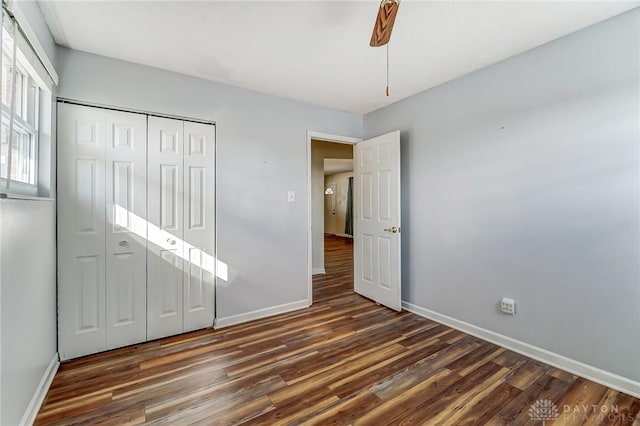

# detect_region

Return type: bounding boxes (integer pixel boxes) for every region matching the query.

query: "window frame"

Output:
[0,20,43,197]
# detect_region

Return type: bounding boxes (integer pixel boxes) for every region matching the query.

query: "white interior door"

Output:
[105,110,148,349]
[354,130,401,311]
[183,122,215,332]
[147,116,185,340]
[58,103,107,360]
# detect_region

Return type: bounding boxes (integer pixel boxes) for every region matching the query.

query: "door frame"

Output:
[306,131,362,305]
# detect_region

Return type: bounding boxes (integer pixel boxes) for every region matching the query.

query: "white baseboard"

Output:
[20,353,59,426]
[312,268,326,275]
[402,301,640,399]
[215,299,310,329]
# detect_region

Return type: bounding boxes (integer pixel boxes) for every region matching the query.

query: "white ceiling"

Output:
[39,1,638,114]
[324,159,354,175]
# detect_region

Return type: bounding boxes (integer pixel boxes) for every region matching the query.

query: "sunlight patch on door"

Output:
[114,204,227,282]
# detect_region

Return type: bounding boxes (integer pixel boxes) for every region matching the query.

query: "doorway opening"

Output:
[307,132,361,305]
[307,130,402,311]
[315,159,355,303]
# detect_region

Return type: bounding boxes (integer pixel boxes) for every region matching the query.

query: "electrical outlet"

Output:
[501,297,515,315]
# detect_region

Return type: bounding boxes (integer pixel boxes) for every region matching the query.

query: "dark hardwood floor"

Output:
[36,234,639,425]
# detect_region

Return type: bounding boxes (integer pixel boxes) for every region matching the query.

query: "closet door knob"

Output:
[119,240,129,246]
[167,238,177,246]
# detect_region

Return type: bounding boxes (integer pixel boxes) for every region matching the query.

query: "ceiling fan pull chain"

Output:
[386,43,390,97]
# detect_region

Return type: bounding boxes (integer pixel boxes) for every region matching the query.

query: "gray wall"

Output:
[0,2,58,425]
[364,9,640,382]
[55,47,363,319]
[311,141,354,273]
[0,200,57,426]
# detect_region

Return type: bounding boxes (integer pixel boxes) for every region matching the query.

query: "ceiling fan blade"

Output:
[370,0,400,47]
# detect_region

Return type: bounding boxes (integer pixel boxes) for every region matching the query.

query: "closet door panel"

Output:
[58,103,107,360]
[105,110,148,349]
[183,122,215,332]
[59,104,216,357]
[147,116,185,340]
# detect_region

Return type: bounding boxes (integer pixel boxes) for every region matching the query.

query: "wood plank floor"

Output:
[36,234,639,425]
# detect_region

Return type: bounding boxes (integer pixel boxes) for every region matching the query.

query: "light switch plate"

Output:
[287,191,295,203]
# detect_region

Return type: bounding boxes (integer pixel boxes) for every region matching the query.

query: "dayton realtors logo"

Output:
[529,399,560,425]
[529,400,633,424]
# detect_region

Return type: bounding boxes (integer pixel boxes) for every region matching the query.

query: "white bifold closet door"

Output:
[58,103,147,360]
[147,117,215,340]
